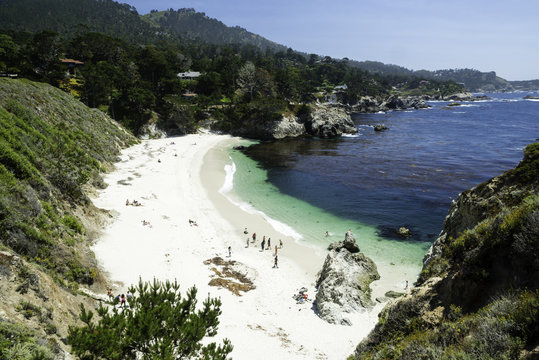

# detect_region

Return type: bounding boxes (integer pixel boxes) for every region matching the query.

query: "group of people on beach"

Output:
[126,199,142,206]
[107,289,132,307]
[241,228,282,268]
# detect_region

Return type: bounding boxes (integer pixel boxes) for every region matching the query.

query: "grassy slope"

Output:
[0,78,137,357]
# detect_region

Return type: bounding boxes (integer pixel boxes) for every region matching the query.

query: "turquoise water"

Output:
[228,146,430,271]
[225,92,538,276]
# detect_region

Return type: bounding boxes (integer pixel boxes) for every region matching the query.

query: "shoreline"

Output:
[91,133,388,359]
[200,139,327,276]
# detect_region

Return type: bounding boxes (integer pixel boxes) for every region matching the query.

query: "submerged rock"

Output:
[374,124,388,132]
[315,231,380,325]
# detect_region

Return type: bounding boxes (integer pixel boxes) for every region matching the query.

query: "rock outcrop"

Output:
[351,94,430,113]
[315,231,380,325]
[307,105,358,138]
[237,104,358,140]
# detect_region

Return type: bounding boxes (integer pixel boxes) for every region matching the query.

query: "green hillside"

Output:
[0,77,136,285]
[0,0,164,43]
[0,0,286,52]
[351,60,514,92]
[144,8,287,52]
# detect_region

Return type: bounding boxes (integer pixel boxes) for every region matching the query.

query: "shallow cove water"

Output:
[227,92,539,286]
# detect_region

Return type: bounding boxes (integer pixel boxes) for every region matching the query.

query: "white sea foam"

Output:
[219,157,303,241]
[235,200,304,241]
[342,133,362,138]
[218,160,235,194]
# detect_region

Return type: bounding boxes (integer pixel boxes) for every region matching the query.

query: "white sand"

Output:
[92,133,388,360]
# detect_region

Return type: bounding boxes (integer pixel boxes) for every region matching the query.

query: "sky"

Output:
[122,0,539,80]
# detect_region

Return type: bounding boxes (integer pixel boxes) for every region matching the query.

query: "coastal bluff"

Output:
[353,142,539,359]
[315,231,380,326]
[235,104,357,140]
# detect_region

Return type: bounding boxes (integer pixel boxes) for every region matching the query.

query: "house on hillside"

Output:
[60,58,84,76]
[177,71,201,80]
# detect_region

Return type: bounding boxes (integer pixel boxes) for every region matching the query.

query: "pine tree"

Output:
[67,279,232,359]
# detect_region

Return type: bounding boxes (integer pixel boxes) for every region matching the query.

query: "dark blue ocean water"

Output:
[241,93,539,243]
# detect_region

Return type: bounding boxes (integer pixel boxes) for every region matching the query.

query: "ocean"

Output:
[225,92,539,281]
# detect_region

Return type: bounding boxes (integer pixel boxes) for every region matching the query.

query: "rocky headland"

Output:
[315,231,380,326]
[353,142,539,359]
[236,103,358,140]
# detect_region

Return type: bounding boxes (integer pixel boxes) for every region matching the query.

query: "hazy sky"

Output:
[123,0,539,80]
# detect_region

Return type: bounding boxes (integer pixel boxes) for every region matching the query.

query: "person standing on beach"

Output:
[246,238,249,248]
[267,238,271,250]
[279,239,283,248]
[261,238,265,251]
[252,232,256,243]
[274,245,278,256]
[228,246,231,257]
[273,255,278,268]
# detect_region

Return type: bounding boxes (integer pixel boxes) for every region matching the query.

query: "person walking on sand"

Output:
[273,255,278,268]
[279,239,283,248]
[267,238,271,250]
[261,238,265,251]
[274,245,278,256]
[252,232,256,243]
[246,238,249,248]
[228,246,231,257]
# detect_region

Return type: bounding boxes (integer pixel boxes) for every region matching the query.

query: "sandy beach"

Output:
[92,133,387,359]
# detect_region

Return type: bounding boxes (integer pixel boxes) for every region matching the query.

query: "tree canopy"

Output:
[67,279,233,360]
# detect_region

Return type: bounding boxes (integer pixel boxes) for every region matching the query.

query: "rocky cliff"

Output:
[354,143,539,359]
[315,231,379,326]
[236,104,357,140]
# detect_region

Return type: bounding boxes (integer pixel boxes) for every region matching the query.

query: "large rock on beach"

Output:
[315,231,380,325]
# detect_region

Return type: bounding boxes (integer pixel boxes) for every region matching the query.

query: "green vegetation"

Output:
[355,290,539,360]
[0,319,56,360]
[0,78,136,287]
[351,61,514,92]
[0,0,466,136]
[67,279,233,360]
[507,142,539,183]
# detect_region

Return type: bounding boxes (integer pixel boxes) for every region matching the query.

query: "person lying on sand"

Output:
[189,219,198,226]
[141,220,152,228]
